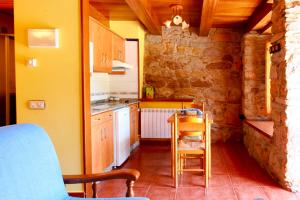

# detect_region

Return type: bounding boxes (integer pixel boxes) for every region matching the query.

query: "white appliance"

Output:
[113,107,130,167]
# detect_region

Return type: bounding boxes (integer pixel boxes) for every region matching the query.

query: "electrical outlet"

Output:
[28,100,45,110]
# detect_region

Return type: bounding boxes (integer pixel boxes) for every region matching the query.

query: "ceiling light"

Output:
[164,4,189,30]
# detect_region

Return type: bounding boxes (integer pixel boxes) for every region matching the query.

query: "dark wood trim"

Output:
[244,120,273,139]
[124,0,161,34]
[64,169,140,198]
[89,4,110,28]
[258,21,272,34]
[199,0,219,36]
[81,0,92,197]
[69,192,85,198]
[139,98,194,102]
[109,71,126,75]
[140,138,171,146]
[246,1,273,32]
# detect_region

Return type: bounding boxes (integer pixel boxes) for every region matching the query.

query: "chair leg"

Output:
[180,154,184,175]
[171,123,175,179]
[174,153,178,188]
[205,151,209,188]
[209,146,212,178]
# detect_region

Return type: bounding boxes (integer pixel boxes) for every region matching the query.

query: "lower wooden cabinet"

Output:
[130,104,139,146]
[91,111,114,173]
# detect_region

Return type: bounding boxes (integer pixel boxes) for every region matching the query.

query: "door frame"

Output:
[80,0,92,196]
[125,38,140,99]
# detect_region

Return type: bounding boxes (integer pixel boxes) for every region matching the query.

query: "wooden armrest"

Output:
[63,169,140,198]
[63,169,140,184]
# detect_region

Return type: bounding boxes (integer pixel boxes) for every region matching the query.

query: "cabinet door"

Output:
[130,104,139,146]
[104,28,112,72]
[105,118,114,167]
[130,110,135,146]
[112,33,125,62]
[91,115,104,173]
[89,17,112,73]
[134,108,139,143]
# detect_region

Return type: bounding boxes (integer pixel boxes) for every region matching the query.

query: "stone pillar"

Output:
[269,0,300,191]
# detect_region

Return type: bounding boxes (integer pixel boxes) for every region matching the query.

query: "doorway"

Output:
[0,9,16,126]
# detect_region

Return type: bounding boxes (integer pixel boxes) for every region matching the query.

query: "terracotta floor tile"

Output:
[147,186,176,200]
[97,186,127,198]
[295,192,300,200]
[153,174,174,187]
[234,186,269,200]
[208,174,232,187]
[230,174,260,187]
[206,186,238,200]
[211,161,228,175]
[176,187,205,200]
[262,186,297,200]
[95,143,291,199]
[133,186,150,197]
[179,172,205,187]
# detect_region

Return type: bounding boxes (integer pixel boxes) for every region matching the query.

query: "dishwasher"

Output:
[113,107,130,167]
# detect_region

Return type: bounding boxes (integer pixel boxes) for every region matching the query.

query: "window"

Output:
[265,42,271,115]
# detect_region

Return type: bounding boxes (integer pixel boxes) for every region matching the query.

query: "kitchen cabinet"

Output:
[91,110,114,173]
[89,17,112,73]
[112,33,125,62]
[130,103,139,146]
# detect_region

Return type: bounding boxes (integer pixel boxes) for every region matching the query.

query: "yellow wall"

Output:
[109,21,146,97]
[14,0,83,191]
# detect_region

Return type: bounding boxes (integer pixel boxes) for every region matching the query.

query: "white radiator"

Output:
[141,108,178,139]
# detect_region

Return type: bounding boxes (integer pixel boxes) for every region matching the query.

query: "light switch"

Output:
[28,100,45,110]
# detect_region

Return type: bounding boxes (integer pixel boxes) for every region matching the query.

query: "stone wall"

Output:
[243,123,272,170]
[268,0,300,192]
[242,33,271,120]
[244,0,300,192]
[144,27,243,142]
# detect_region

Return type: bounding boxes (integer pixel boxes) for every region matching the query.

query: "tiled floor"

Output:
[97,142,299,200]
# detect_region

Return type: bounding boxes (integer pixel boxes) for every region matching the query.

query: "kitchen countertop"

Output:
[91,99,139,116]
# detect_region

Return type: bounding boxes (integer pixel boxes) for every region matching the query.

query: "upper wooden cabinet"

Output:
[112,33,125,62]
[89,17,112,73]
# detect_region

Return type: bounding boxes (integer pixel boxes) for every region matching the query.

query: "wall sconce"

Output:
[28,29,59,48]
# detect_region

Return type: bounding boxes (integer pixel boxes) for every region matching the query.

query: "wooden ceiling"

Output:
[90,0,273,35]
[0,0,13,9]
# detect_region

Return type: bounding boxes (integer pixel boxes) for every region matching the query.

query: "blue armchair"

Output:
[0,124,149,200]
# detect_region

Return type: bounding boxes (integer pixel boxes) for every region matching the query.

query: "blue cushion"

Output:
[0,124,149,200]
[0,124,68,200]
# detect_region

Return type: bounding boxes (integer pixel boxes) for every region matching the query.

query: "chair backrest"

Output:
[190,102,205,112]
[0,124,68,200]
[175,113,209,141]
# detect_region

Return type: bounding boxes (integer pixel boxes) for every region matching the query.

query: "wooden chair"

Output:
[0,124,148,200]
[173,113,211,188]
[191,101,205,112]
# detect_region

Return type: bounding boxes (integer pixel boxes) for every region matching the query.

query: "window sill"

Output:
[244,120,274,138]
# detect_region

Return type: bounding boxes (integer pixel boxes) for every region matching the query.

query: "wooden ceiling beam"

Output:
[246,1,273,32]
[258,21,272,34]
[124,0,161,34]
[89,4,110,28]
[199,0,219,36]
[0,0,13,9]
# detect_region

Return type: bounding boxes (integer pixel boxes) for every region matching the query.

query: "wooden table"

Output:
[168,112,213,181]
